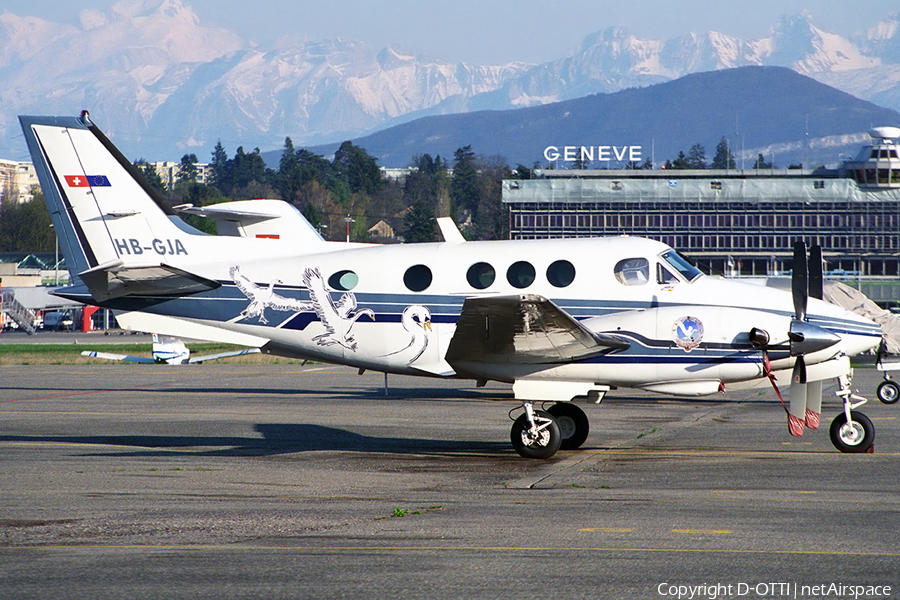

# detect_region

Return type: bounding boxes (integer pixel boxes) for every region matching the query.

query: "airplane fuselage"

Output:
[77,234,881,397]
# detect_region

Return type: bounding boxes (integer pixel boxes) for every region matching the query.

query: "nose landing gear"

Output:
[829,374,875,453]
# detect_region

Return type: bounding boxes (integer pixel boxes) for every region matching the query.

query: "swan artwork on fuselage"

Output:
[230,265,315,324]
[230,265,377,353]
[380,305,432,366]
[302,267,375,352]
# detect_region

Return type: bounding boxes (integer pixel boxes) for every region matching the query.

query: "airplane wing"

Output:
[82,348,261,364]
[80,350,159,364]
[188,348,261,363]
[445,294,629,365]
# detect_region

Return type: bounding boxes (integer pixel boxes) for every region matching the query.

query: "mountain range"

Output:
[4,0,900,165]
[300,66,900,170]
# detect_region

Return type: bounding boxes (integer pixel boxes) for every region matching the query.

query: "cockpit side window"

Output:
[614,258,649,286]
[660,250,702,282]
[657,263,679,284]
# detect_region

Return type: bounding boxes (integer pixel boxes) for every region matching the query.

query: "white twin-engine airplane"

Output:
[20,112,884,458]
[81,333,261,365]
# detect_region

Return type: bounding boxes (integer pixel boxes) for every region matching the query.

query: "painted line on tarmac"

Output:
[671,529,733,534]
[7,544,900,557]
[583,448,900,456]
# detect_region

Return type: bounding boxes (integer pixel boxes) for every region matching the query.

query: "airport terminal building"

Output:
[502,128,900,285]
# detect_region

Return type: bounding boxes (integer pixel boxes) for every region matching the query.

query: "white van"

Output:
[43,311,74,331]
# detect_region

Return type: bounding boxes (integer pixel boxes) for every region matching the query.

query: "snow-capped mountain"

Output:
[3,0,900,161]
[468,10,886,112]
[143,40,529,153]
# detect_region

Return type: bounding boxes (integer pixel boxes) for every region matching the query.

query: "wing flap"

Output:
[445,294,629,365]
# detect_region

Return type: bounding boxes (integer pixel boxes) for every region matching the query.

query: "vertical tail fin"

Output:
[19,113,190,278]
[19,113,219,301]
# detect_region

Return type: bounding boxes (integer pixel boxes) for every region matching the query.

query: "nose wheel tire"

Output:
[511,410,561,459]
[876,380,900,404]
[829,411,874,453]
[547,403,590,450]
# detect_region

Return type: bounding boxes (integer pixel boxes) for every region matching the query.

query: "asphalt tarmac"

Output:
[0,362,898,599]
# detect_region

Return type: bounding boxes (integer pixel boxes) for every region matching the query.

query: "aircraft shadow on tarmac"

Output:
[0,424,509,458]
[135,385,514,402]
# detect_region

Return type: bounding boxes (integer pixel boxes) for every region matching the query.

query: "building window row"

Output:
[512,211,900,233]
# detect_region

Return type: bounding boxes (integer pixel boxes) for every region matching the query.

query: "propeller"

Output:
[788,241,834,434]
[753,242,836,436]
[792,241,808,323]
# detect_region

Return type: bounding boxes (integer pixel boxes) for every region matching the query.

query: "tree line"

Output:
[127,139,512,244]
[660,137,778,170]
[0,136,513,252]
[565,136,779,171]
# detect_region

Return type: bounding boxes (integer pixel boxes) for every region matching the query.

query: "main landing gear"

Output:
[829,374,875,453]
[510,402,589,459]
[876,378,900,405]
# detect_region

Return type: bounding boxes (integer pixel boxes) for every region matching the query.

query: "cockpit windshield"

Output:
[661,250,703,282]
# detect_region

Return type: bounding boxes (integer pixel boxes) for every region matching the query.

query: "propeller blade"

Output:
[808,245,823,301]
[792,241,808,322]
[793,355,807,385]
[805,380,822,430]
[787,379,807,438]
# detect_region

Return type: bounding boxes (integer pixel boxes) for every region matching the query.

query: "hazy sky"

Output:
[4,0,900,64]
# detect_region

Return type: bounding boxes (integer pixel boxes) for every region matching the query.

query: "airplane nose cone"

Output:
[826,308,884,357]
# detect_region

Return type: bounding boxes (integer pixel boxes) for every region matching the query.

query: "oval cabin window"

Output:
[507,261,536,289]
[328,270,359,291]
[403,264,433,292]
[546,260,576,288]
[466,262,495,290]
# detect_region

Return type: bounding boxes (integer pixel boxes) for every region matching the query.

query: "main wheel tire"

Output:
[510,410,561,459]
[547,403,589,450]
[829,411,875,453]
[876,380,900,404]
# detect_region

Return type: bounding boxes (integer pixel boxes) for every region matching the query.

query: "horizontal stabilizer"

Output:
[446,294,629,365]
[78,262,221,300]
[174,200,326,243]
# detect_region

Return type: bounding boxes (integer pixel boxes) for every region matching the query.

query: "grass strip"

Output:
[0,343,304,365]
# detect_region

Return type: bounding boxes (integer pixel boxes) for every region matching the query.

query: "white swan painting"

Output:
[231,265,429,361]
[381,305,432,365]
[302,267,375,351]
[230,266,314,324]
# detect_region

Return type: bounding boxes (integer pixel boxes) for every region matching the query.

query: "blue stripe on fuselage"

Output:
[93,285,882,349]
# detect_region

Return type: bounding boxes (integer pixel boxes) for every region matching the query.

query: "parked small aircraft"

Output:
[81,333,260,364]
[20,112,884,457]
